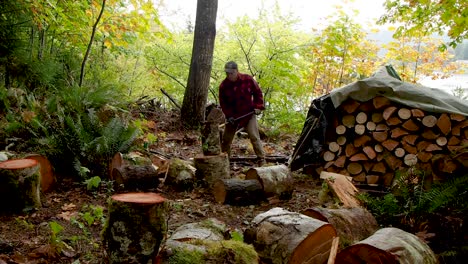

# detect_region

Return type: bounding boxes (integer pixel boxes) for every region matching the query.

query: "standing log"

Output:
[103,193,167,264]
[246,164,294,200]
[244,207,337,264]
[302,207,378,246]
[336,227,437,264]
[112,165,159,190]
[194,153,230,190]
[0,159,41,212]
[213,178,264,205]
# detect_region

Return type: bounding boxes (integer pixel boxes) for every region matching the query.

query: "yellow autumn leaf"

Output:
[104,39,112,48]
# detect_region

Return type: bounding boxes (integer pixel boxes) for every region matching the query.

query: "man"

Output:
[219,61,266,166]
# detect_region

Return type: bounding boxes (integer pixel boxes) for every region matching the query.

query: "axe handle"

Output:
[218,111,254,128]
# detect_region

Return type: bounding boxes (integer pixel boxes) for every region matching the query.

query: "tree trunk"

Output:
[103,193,167,264]
[112,165,159,190]
[336,227,437,264]
[0,159,42,212]
[244,207,337,264]
[181,0,218,128]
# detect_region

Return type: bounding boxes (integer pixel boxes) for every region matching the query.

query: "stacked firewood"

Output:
[320,96,467,186]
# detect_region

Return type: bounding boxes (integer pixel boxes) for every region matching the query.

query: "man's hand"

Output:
[227,117,236,125]
[254,109,262,115]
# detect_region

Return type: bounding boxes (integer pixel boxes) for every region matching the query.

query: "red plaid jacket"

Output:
[219,73,264,127]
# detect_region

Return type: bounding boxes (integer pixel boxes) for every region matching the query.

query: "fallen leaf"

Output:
[61,203,76,211]
[57,211,78,221]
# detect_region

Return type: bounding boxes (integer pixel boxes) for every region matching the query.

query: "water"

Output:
[419,74,468,97]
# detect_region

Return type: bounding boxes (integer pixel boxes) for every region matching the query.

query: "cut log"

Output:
[384,155,403,171]
[404,154,418,166]
[342,115,356,128]
[336,125,347,135]
[337,136,347,146]
[320,171,360,207]
[366,175,380,185]
[366,121,376,131]
[370,162,386,174]
[354,124,366,135]
[450,113,466,121]
[411,108,425,118]
[375,123,389,131]
[329,142,341,152]
[347,163,363,175]
[372,113,384,123]
[373,96,391,110]
[112,165,159,190]
[356,112,367,124]
[401,142,417,154]
[334,156,347,168]
[372,131,388,142]
[246,164,294,200]
[194,153,230,190]
[244,207,337,264]
[397,108,412,120]
[374,144,384,153]
[0,159,41,212]
[323,151,336,162]
[213,178,264,205]
[436,136,448,147]
[302,207,378,246]
[363,146,377,160]
[103,193,167,264]
[421,129,439,140]
[394,147,405,158]
[422,115,437,127]
[382,106,397,120]
[335,227,438,264]
[436,113,451,135]
[24,154,56,193]
[345,144,359,157]
[201,121,221,155]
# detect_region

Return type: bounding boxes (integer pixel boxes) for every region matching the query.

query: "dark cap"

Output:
[224,61,238,73]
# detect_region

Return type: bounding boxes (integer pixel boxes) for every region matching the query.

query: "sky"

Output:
[158,0,387,32]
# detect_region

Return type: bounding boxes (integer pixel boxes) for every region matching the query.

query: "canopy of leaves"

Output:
[379,0,468,48]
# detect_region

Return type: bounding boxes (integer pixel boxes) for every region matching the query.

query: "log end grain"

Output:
[111,192,166,204]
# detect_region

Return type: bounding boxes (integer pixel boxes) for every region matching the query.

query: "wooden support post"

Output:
[103,192,167,264]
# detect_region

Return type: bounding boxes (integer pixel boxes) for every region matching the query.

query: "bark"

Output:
[181,0,218,128]
[244,207,337,264]
[213,178,263,205]
[245,164,294,200]
[103,193,167,264]
[112,165,159,190]
[194,153,230,189]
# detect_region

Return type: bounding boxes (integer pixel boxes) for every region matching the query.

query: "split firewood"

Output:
[382,139,399,151]
[402,134,418,145]
[418,152,433,163]
[362,161,373,173]
[451,119,468,136]
[345,144,359,157]
[370,162,386,174]
[324,161,335,170]
[358,101,375,112]
[382,106,397,120]
[401,142,417,154]
[245,207,337,264]
[390,127,409,138]
[213,178,264,205]
[342,99,361,113]
[363,146,377,160]
[384,155,403,171]
[432,155,460,174]
[335,227,437,264]
[246,164,294,200]
[448,136,461,146]
[328,237,340,264]
[352,172,366,182]
[402,119,419,132]
[422,115,438,127]
[320,171,360,207]
[334,156,347,168]
[426,144,443,152]
[372,131,388,142]
[386,116,402,126]
[366,175,379,185]
[371,112,384,123]
[375,123,389,131]
[373,96,391,109]
[411,108,425,118]
[354,135,372,148]
[0,159,42,212]
[436,113,451,135]
[302,207,378,246]
[450,113,466,121]
[397,108,412,120]
[382,173,395,187]
[350,153,368,162]
[417,141,431,152]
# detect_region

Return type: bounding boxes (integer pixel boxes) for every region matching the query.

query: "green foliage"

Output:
[84,176,102,191]
[169,248,205,264]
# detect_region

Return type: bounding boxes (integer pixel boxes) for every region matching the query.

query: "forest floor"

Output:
[0,109,325,264]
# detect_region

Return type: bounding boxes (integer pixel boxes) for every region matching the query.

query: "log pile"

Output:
[319,96,467,186]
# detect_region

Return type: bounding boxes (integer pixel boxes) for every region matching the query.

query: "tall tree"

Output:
[180,0,218,128]
[379,0,467,48]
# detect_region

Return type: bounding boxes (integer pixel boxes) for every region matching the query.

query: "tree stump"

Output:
[25,154,56,193]
[166,158,197,191]
[245,164,294,200]
[213,178,264,205]
[0,159,41,212]
[194,153,230,189]
[336,227,437,264]
[103,192,167,264]
[244,207,337,264]
[112,165,159,190]
[302,207,378,247]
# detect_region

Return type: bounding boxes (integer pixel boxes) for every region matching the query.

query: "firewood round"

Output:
[329,142,340,152]
[356,112,367,124]
[397,108,412,120]
[336,125,347,135]
[422,115,437,127]
[366,121,376,131]
[394,147,405,158]
[355,124,366,135]
[337,136,347,145]
[404,154,418,166]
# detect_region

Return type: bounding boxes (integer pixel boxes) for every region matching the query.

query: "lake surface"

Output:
[419,74,468,97]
